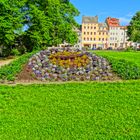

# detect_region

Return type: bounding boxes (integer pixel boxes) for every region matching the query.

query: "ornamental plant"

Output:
[49,51,90,68]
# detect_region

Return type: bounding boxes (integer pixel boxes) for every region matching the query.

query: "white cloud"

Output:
[119,17,131,25]
[126,13,133,18]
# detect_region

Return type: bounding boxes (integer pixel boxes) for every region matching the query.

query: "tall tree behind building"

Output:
[127,11,140,43]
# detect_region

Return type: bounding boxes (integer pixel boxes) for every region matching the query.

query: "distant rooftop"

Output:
[82,16,98,23]
[99,23,108,27]
[106,17,120,27]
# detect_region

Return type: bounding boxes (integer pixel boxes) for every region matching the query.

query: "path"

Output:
[0,59,14,68]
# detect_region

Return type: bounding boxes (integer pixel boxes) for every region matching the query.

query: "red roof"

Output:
[106,17,120,27]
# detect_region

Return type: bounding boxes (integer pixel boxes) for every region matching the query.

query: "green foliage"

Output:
[0,0,80,56]
[124,46,135,52]
[10,48,20,56]
[107,57,140,79]
[1,81,140,139]
[0,52,36,81]
[127,11,140,43]
[94,51,140,80]
[0,0,24,49]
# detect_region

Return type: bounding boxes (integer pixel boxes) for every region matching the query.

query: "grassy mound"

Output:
[94,51,140,80]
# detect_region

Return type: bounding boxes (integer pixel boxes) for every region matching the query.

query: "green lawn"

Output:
[94,51,140,66]
[1,81,140,139]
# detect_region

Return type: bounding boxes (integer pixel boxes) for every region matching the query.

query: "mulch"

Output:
[17,64,36,81]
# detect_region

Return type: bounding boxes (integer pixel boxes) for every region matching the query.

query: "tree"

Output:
[127,11,140,43]
[0,0,80,56]
[22,0,80,49]
[0,0,24,56]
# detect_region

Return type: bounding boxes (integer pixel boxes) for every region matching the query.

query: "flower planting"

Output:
[28,47,116,81]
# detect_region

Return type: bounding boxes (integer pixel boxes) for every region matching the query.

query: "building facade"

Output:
[106,17,130,49]
[82,16,109,49]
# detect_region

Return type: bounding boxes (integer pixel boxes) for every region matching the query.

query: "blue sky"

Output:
[70,0,140,25]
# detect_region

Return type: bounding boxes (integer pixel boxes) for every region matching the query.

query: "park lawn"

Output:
[94,51,140,67]
[1,81,140,139]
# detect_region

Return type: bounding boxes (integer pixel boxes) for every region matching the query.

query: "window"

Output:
[84,38,86,41]
[84,32,86,35]
[87,32,89,35]
[90,38,92,41]
[94,27,96,29]
[103,32,104,35]
[84,26,86,29]
[91,27,93,29]
[94,38,96,41]
[99,32,101,35]
[94,32,96,35]
[99,38,101,41]
[87,38,89,41]
[91,32,93,35]
[102,38,104,41]
[88,26,89,29]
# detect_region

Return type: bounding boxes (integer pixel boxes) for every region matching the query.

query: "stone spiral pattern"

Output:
[28,47,114,81]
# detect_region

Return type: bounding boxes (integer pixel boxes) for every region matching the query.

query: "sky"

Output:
[70,0,140,26]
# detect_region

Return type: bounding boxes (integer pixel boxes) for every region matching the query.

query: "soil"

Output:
[17,64,36,82]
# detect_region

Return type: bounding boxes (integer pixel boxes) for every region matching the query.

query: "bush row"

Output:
[101,56,140,80]
[0,52,36,81]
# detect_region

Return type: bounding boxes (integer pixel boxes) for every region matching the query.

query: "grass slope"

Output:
[1,81,140,139]
[94,51,140,80]
[94,51,140,67]
[0,52,36,81]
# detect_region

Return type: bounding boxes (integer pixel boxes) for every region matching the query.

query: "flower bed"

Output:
[28,47,116,81]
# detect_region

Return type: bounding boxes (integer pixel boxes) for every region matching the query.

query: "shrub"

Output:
[0,46,11,57]
[103,56,140,80]
[10,48,20,56]
[125,46,135,52]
